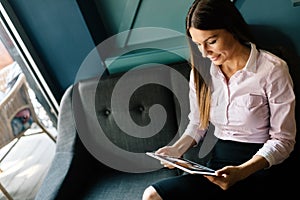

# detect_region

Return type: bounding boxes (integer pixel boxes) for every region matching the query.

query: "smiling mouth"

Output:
[209,55,220,62]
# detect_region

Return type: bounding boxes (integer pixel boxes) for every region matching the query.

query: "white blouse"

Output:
[183,43,296,167]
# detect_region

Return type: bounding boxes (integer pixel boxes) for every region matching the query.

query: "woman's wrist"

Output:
[237,155,269,179]
[172,135,196,156]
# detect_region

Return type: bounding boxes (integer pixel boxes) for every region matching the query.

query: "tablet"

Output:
[146,152,217,176]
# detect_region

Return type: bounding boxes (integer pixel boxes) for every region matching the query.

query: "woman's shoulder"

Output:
[257,48,289,71]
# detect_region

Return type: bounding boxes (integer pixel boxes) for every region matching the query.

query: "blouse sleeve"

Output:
[255,59,296,167]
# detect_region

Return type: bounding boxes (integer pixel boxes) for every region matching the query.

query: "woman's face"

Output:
[189,27,238,66]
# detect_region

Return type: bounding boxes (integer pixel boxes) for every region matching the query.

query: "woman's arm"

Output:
[155,135,196,158]
[256,58,296,166]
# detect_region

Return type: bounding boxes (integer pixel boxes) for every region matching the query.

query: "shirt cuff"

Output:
[182,123,207,145]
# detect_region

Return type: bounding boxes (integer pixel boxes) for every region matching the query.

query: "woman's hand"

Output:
[204,155,269,190]
[154,135,197,169]
[155,146,182,169]
[204,166,244,190]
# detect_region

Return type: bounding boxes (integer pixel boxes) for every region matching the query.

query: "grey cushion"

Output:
[83,169,179,200]
[58,167,179,200]
[95,66,183,153]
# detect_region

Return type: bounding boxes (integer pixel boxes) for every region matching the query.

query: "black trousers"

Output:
[151,139,281,200]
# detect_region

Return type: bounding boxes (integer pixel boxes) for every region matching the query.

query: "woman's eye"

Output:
[208,40,216,45]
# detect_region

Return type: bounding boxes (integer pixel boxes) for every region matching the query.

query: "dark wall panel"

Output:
[9,0,96,100]
[238,0,300,55]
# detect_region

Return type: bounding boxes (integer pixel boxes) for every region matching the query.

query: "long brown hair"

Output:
[185,0,255,129]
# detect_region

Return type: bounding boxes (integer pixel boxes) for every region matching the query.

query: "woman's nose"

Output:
[198,45,208,58]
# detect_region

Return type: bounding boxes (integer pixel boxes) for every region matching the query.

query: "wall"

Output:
[9,0,96,100]
[237,0,300,55]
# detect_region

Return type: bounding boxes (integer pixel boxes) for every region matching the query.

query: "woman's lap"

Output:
[152,173,223,199]
[150,140,273,199]
[152,172,271,200]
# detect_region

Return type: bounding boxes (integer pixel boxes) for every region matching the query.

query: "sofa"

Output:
[35,61,203,200]
[35,26,300,200]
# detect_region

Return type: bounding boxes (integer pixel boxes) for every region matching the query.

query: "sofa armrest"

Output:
[35,85,77,200]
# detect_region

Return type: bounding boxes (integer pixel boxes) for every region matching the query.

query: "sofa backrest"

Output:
[72,61,191,172]
[94,64,187,152]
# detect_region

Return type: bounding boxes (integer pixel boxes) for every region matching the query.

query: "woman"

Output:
[143,0,296,199]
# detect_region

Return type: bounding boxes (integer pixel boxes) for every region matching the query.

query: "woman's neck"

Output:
[220,44,251,81]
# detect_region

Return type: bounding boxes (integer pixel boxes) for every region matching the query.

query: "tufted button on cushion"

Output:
[138,106,145,112]
[104,109,111,116]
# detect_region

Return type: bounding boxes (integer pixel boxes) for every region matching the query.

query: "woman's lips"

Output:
[209,55,220,62]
